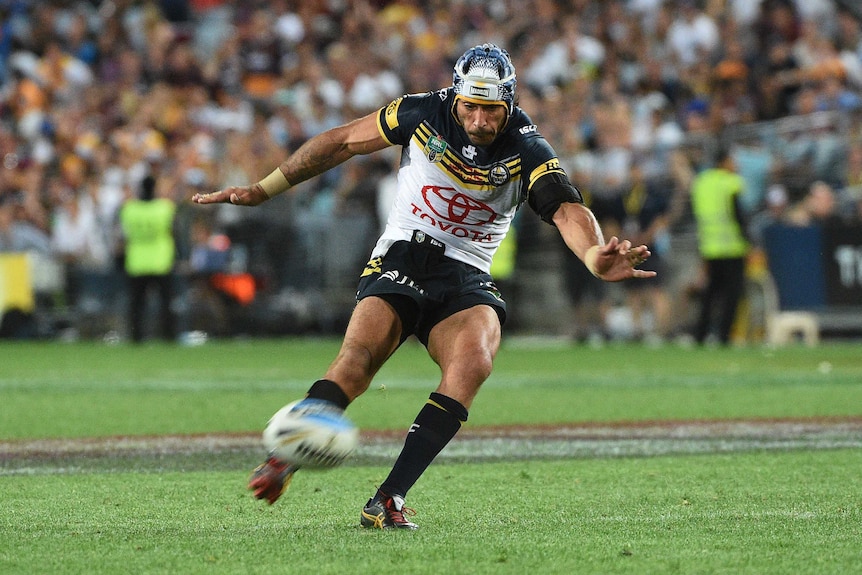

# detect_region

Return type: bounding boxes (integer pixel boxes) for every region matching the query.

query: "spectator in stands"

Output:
[836,6,862,68]
[0,193,51,254]
[50,178,112,314]
[749,184,791,248]
[756,0,803,50]
[815,73,862,112]
[184,215,230,337]
[786,180,844,227]
[844,140,862,192]
[237,7,283,101]
[562,243,610,345]
[756,37,803,120]
[583,96,634,226]
[1,0,862,342]
[710,40,757,132]
[666,0,720,69]
[619,164,674,344]
[523,14,605,94]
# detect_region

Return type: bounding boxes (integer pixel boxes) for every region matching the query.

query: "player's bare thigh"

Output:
[427,304,501,409]
[324,296,403,400]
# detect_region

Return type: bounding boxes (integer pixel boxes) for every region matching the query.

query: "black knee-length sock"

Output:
[378,392,468,498]
[305,378,350,410]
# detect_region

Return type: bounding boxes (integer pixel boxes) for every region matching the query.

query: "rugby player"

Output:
[194,43,655,529]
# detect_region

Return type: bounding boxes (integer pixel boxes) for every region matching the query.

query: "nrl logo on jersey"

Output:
[424,135,448,163]
[488,162,511,186]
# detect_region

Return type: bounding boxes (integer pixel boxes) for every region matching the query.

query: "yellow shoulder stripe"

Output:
[376,98,403,146]
[528,158,565,188]
[384,97,402,131]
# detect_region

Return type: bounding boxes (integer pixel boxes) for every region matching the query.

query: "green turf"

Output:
[1,339,860,438]
[1,450,859,575]
[1,339,860,574]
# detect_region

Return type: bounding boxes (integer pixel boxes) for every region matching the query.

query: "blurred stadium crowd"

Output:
[1,0,862,342]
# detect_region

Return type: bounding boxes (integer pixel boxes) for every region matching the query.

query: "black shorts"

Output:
[355,234,507,346]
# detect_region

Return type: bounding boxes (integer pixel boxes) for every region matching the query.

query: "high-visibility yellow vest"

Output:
[490,225,517,280]
[119,198,176,276]
[691,168,749,259]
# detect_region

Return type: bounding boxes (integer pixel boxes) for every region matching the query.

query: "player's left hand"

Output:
[586,236,657,282]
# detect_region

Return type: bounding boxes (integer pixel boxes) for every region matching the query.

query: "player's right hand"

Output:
[192,184,269,206]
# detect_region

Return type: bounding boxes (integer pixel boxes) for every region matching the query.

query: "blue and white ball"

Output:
[262,399,359,469]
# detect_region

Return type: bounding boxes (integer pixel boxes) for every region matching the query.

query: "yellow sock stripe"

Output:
[426,399,467,422]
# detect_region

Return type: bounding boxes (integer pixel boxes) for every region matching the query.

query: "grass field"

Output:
[1,339,861,574]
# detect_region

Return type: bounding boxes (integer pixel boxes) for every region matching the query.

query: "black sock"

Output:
[378,392,468,498]
[305,379,350,410]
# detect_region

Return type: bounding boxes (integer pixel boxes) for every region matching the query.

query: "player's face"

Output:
[455,100,507,146]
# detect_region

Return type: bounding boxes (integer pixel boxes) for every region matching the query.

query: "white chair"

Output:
[761,272,820,346]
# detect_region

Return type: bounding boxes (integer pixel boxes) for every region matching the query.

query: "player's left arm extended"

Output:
[193,111,390,206]
[553,201,656,282]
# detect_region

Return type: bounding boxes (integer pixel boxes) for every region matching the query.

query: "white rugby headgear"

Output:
[452,43,517,116]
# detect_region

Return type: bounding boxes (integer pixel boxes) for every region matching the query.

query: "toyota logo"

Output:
[421,186,498,225]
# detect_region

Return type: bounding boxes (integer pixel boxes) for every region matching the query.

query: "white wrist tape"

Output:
[258,168,291,198]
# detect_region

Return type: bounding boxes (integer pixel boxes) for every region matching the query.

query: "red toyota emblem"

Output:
[421,186,497,225]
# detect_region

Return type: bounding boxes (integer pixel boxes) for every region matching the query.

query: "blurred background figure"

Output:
[691,148,751,345]
[748,183,790,248]
[786,180,844,226]
[0,193,48,338]
[618,164,674,345]
[119,174,177,343]
[183,215,231,337]
[1,0,862,342]
[562,246,610,345]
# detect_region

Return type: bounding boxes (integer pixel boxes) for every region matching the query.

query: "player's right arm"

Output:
[192,111,391,206]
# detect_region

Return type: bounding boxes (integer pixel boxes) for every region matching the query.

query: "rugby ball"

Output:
[262,399,359,469]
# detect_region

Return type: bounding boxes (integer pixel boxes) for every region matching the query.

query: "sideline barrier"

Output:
[763,223,862,335]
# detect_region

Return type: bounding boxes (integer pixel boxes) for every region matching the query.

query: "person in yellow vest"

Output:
[119,175,177,343]
[690,147,751,345]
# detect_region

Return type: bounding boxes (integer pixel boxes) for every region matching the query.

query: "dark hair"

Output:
[140,175,156,200]
[714,146,732,165]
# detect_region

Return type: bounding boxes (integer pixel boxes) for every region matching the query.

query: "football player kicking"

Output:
[193,43,655,529]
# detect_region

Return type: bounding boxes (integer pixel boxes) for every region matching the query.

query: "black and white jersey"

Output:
[373,88,575,272]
